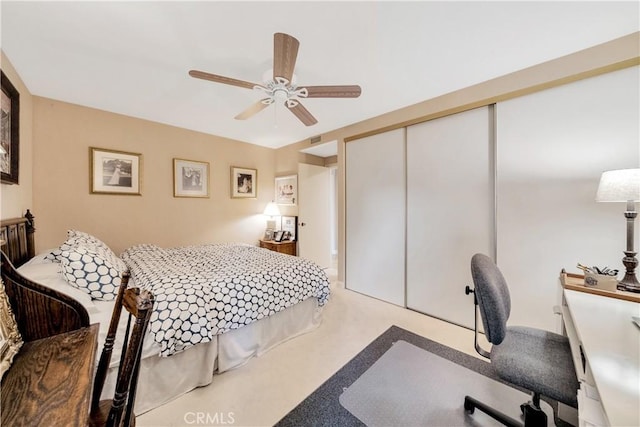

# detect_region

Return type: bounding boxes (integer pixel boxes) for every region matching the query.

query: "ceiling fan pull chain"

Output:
[274,100,279,128]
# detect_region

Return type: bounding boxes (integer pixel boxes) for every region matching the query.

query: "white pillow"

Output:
[45,230,113,263]
[59,245,125,301]
[67,230,111,251]
[17,261,96,309]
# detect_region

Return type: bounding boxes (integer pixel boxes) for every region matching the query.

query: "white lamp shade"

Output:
[263,202,281,216]
[596,168,640,202]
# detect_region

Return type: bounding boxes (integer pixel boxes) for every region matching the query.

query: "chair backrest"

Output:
[470,253,511,345]
[90,271,154,427]
[0,250,90,341]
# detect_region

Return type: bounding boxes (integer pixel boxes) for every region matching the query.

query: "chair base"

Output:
[464,395,548,427]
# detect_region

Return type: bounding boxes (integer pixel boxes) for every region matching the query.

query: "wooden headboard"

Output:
[0,210,36,268]
[0,210,90,341]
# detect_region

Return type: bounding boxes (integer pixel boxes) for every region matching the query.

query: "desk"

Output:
[561,287,640,427]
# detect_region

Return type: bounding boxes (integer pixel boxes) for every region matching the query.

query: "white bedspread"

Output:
[122,243,330,357]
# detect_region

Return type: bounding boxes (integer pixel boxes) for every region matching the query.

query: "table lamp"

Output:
[596,168,640,292]
[263,201,281,231]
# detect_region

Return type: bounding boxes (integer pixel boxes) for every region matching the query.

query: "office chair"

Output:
[463,253,578,427]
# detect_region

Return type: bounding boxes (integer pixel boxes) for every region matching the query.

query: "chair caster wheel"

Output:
[464,397,475,413]
[522,402,547,427]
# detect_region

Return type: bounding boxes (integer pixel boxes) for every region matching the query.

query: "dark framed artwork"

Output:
[1,71,20,185]
[230,166,257,198]
[174,158,209,198]
[90,147,142,195]
[281,215,298,241]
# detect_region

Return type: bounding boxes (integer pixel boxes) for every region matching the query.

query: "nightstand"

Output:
[259,239,297,256]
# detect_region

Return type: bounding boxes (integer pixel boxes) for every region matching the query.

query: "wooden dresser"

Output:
[259,239,297,256]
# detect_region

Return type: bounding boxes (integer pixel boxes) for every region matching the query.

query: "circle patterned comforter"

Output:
[122,243,331,357]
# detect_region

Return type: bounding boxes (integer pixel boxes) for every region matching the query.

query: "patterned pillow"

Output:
[59,245,125,301]
[45,230,112,262]
[67,230,111,251]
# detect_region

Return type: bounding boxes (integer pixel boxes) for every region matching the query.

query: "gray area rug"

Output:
[339,340,552,426]
[275,325,567,427]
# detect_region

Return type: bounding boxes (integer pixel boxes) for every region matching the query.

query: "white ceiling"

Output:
[1,1,638,149]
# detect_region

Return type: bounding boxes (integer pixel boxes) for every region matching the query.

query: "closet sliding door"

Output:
[345,129,405,306]
[406,106,494,328]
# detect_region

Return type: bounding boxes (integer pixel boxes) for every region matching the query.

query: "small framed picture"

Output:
[1,71,20,185]
[275,174,297,206]
[281,216,298,241]
[274,230,285,242]
[264,229,274,241]
[90,147,142,195]
[231,166,257,198]
[174,158,209,198]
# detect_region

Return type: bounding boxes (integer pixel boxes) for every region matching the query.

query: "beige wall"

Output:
[1,51,34,219]
[32,98,276,254]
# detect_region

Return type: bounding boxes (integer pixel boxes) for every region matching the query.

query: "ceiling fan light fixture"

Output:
[273,88,289,102]
[189,32,361,127]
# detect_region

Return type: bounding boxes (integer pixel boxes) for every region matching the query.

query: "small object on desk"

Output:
[584,271,618,292]
[577,263,618,276]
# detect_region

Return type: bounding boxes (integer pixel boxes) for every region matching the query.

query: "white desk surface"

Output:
[564,289,640,427]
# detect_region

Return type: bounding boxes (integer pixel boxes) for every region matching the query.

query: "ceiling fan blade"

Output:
[303,85,362,98]
[287,101,318,126]
[234,99,272,120]
[189,70,258,90]
[273,33,299,83]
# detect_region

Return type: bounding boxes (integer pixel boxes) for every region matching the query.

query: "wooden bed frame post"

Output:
[24,209,35,260]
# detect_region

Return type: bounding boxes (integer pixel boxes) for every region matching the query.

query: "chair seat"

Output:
[491,326,579,408]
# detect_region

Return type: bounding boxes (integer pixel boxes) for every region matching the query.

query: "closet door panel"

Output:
[497,66,639,331]
[345,129,405,306]
[406,106,493,328]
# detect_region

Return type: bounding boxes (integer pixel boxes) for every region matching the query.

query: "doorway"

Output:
[298,141,338,276]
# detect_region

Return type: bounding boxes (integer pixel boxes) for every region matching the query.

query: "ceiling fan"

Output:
[189,32,362,126]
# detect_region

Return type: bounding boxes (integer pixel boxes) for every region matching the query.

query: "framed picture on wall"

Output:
[281,216,297,241]
[90,147,142,195]
[275,174,297,206]
[230,166,257,198]
[1,70,20,185]
[174,158,209,198]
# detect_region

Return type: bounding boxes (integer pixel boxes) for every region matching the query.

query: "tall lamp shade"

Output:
[263,202,281,217]
[263,201,281,230]
[596,168,640,292]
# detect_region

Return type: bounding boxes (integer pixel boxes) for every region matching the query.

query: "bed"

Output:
[1,212,331,414]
